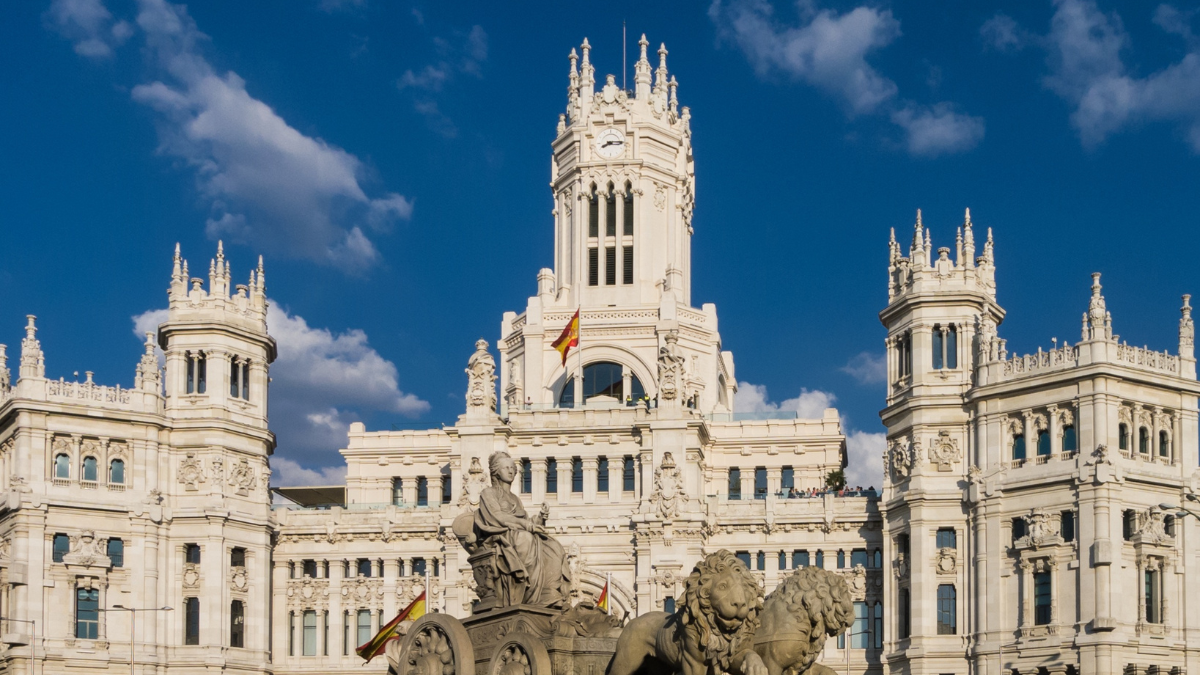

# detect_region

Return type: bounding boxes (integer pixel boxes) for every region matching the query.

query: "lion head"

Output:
[681,550,763,671]
[762,567,853,675]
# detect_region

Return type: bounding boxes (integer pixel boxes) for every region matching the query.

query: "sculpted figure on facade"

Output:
[658,331,686,402]
[457,455,488,507]
[452,451,571,608]
[465,339,497,415]
[886,438,912,481]
[1180,294,1194,347]
[977,313,998,361]
[651,452,684,519]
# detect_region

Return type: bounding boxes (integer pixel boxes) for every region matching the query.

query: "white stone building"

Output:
[0,35,1196,675]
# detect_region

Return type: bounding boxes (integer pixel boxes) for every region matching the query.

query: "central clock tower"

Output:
[549,35,696,308]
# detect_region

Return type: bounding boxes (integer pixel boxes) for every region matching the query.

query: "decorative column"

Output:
[1019,559,1033,632]
[621,367,633,404]
[1022,410,1034,462]
[1047,405,1060,458]
[557,458,570,505]
[531,458,547,504]
[717,468,730,498]
[582,457,598,503]
[767,468,782,497]
[429,473,444,506]
[608,458,622,504]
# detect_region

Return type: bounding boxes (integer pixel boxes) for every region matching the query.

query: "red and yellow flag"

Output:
[552,309,580,366]
[596,577,610,614]
[356,591,426,663]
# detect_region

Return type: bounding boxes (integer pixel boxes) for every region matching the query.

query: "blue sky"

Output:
[4,0,1200,487]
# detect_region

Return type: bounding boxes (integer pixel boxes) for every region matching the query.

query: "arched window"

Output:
[1036,430,1051,456]
[946,325,958,369]
[558,362,645,407]
[1012,435,1026,460]
[1119,423,1129,450]
[1159,431,1170,458]
[588,184,599,237]
[588,184,599,286]
[932,325,944,370]
[1062,425,1077,452]
[605,182,616,236]
[109,459,125,484]
[55,453,70,479]
[1139,427,1150,454]
[623,181,634,235]
[82,456,98,482]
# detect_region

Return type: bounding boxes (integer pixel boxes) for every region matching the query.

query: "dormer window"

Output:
[186,351,207,394]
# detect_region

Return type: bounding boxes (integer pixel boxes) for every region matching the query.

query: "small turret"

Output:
[1181,294,1196,377]
[19,315,43,380]
[579,38,594,109]
[1084,273,1111,341]
[962,208,976,269]
[0,344,9,393]
[134,331,161,393]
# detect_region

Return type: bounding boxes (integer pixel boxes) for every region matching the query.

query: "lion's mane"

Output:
[763,566,853,673]
[681,549,763,673]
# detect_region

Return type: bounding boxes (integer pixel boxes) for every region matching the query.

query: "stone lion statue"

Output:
[751,567,853,675]
[607,550,767,675]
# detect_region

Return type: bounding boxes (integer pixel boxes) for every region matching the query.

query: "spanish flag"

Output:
[597,574,610,614]
[552,309,580,366]
[356,591,426,663]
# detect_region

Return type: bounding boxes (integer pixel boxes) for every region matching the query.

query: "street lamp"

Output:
[99,606,173,675]
[1158,502,1200,521]
[2,617,36,675]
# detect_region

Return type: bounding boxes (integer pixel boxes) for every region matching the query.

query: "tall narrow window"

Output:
[946,325,958,368]
[852,601,869,648]
[588,248,599,287]
[781,466,794,492]
[1139,427,1150,454]
[851,549,868,568]
[873,601,883,648]
[303,610,317,656]
[55,453,70,479]
[605,247,616,285]
[1159,431,1170,458]
[571,457,583,493]
[520,459,532,494]
[756,551,766,570]
[107,538,124,567]
[82,456,98,482]
[392,477,403,506]
[1033,571,1052,625]
[197,354,206,394]
[837,550,846,568]
[899,587,911,639]
[792,550,809,568]
[185,543,201,564]
[872,549,883,568]
[187,353,196,394]
[1145,568,1161,623]
[241,361,250,399]
[932,325,944,370]
[598,456,609,492]
[1123,510,1136,540]
[1036,430,1051,456]
[1119,423,1129,450]
[231,600,245,648]
[1012,435,1026,460]
[343,611,350,655]
[622,246,634,285]
[816,550,824,568]
[230,357,241,398]
[231,547,246,567]
[937,528,957,549]
[1063,425,1077,452]
[754,466,767,499]
[109,459,125,484]
[623,184,634,235]
[728,467,741,500]
[605,186,616,236]
[417,477,428,506]
[1012,517,1027,544]
[623,456,635,491]
[1061,511,1075,542]
[546,458,558,493]
[185,596,200,645]
[357,558,371,577]
[356,609,371,648]
[53,533,70,562]
[303,559,318,578]
[441,474,451,504]
[663,597,675,614]
[75,587,100,639]
[588,185,599,237]
[323,611,329,656]
[936,584,956,634]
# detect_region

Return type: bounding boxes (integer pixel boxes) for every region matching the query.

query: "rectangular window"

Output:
[241,362,250,399]
[781,466,794,492]
[231,547,246,567]
[754,466,767,499]
[571,457,583,493]
[728,467,741,500]
[1145,569,1161,623]
[663,596,675,614]
[231,600,245,648]
[899,587,910,639]
[598,456,609,492]
[185,543,201,565]
[936,528,957,549]
[606,194,616,236]
[792,550,809,568]
[75,587,100,639]
[588,193,598,237]
[1061,511,1075,542]
[588,248,598,286]
[187,355,195,394]
[231,358,240,398]
[851,548,868,568]
[303,610,317,656]
[343,611,350,656]
[412,558,427,576]
[441,475,451,504]
[107,538,124,567]
[521,459,532,494]
[356,609,372,649]
[324,610,330,656]
[605,247,616,285]
[778,551,787,570]
[936,584,956,634]
[1012,517,1027,544]
[872,602,883,648]
[357,558,372,577]
[623,194,633,235]
[303,559,318,578]
[933,328,944,370]
[852,601,869,648]
[837,550,846,568]
[1033,571,1052,625]
[392,477,404,505]
[197,355,207,394]
[623,456,635,491]
[735,551,751,569]
[185,596,200,645]
[53,533,69,562]
[947,326,958,368]
[1123,510,1136,540]
[816,550,824,568]
[547,458,558,493]
[622,246,633,285]
[756,551,765,571]
[417,477,428,506]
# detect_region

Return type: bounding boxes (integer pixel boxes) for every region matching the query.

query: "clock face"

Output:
[595,129,625,159]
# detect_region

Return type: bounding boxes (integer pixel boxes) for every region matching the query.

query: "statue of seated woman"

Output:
[454,451,571,609]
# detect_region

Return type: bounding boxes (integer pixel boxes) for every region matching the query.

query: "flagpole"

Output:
[425,569,431,613]
[607,572,612,615]
[576,305,583,409]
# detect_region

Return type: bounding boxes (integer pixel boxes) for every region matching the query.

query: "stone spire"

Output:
[135,331,161,393]
[1180,294,1194,355]
[0,344,9,393]
[567,48,580,123]
[910,209,927,269]
[962,208,976,269]
[654,43,669,93]
[578,38,594,109]
[1085,273,1112,340]
[634,34,652,100]
[19,315,44,380]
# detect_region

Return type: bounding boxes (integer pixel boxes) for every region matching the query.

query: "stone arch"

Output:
[545,343,656,403]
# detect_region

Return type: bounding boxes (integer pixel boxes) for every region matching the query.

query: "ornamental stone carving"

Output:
[179,452,204,491]
[230,565,249,592]
[657,332,685,402]
[936,547,957,574]
[927,431,960,471]
[287,577,330,609]
[1014,509,1062,549]
[459,456,488,507]
[64,530,110,568]
[887,438,912,481]
[1181,295,1194,347]
[229,458,256,496]
[650,452,683,520]
[465,339,497,416]
[1131,507,1173,545]
[341,577,384,603]
[183,563,201,589]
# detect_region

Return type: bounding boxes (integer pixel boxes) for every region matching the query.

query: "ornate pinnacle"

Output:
[964,207,972,227]
[639,34,648,61]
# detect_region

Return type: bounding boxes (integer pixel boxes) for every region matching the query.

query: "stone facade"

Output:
[0,34,1195,675]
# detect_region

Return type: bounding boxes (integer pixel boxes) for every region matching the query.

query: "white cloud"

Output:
[840,351,887,385]
[980,13,1028,52]
[710,0,984,156]
[998,0,1200,151]
[734,381,836,419]
[270,457,347,488]
[131,300,428,469]
[891,104,987,157]
[845,430,884,489]
[397,25,487,136]
[45,0,132,58]
[91,0,413,270]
